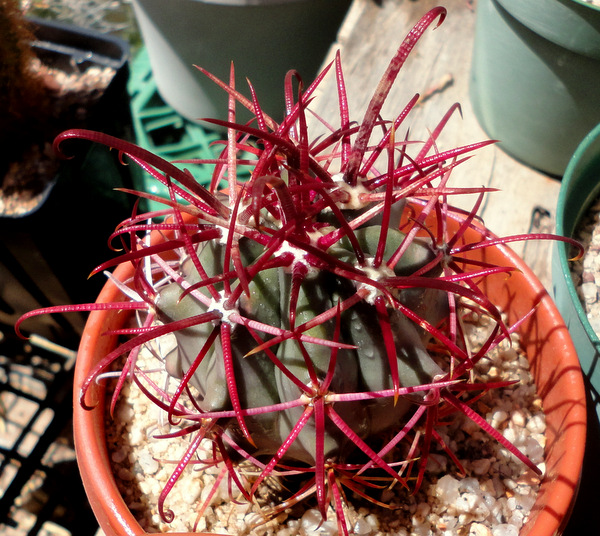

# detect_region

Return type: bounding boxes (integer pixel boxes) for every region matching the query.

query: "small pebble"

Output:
[472,458,492,475]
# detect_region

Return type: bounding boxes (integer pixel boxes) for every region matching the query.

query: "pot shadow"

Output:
[562,383,600,535]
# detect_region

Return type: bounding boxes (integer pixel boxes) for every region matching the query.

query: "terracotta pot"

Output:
[73,219,586,536]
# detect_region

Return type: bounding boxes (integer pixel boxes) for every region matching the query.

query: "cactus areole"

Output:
[16,7,582,535]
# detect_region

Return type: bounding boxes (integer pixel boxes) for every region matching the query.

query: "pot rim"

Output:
[494,0,600,60]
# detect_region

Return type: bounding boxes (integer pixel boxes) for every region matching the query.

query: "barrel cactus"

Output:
[17,7,576,535]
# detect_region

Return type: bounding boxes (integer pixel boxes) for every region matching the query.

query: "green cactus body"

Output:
[156,220,446,465]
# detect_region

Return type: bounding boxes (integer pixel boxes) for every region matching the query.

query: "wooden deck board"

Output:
[308,0,562,288]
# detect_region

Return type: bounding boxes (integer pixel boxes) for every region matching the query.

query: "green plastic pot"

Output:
[553,122,600,421]
[470,0,600,176]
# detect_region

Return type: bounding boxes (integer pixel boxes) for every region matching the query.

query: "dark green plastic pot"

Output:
[552,121,600,536]
[0,17,134,343]
[470,0,600,176]
[553,122,600,421]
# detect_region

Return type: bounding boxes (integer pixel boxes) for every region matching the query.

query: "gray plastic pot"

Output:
[552,121,600,536]
[470,0,600,176]
[131,0,350,124]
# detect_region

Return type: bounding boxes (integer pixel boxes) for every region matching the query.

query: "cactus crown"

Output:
[17,7,578,535]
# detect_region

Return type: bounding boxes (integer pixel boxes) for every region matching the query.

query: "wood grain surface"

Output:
[307,0,562,288]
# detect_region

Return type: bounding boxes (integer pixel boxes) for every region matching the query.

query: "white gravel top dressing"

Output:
[571,196,600,336]
[105,313,544,535]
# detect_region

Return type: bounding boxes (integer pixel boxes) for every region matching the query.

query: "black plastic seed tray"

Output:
[0,327,98,536]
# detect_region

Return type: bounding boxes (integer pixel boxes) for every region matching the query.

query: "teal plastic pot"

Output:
[131,0,350,124]
[470,0,600,176]
[552,121,600,536]
[553,122,600,423]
